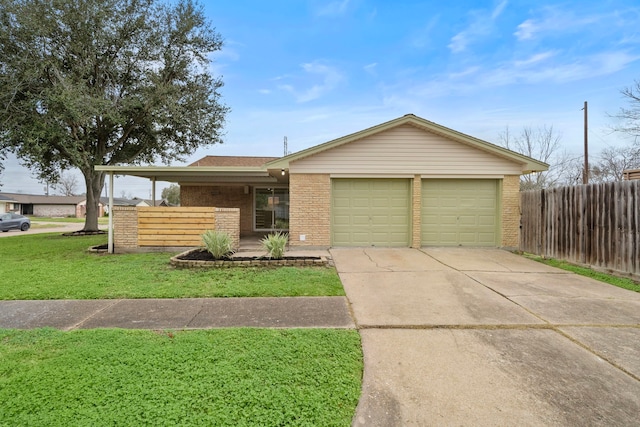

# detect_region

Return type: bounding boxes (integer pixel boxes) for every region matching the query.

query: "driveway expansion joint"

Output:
[66,299,123,331]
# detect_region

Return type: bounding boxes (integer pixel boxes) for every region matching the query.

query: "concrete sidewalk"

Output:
[331,247,640,427]
[0,297,355,330]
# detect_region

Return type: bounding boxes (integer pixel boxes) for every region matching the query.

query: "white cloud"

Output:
[315,0,351,17]
[363,62,377,75]
[391,50,638,101]
[514,51,557,67]
[491,0,509,20]
[448,1,507,53]
[278,61,344,103]
[481,51,639,86]
[514,19,537,40]
[514,7,616,42]
[449,66,480,79]
[410,16,440,49]
[448,32,469,54]
[258,89,271,95]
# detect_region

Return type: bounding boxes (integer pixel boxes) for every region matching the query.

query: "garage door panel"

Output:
[332,179,410,246]
[478,216,497,226]
[422,179,498,247]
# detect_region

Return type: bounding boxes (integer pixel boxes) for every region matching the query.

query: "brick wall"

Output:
[112,206,240,252]
[501,175,520,248]
[214,208,240,250]
[34,205,76,217]
[181,185,253,235]
[411,175,421,248]
[113,206,138,249]
[289,173,331,247]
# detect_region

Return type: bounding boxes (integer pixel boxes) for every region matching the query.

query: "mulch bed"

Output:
[176,248,321,262]
[63,230,107,236]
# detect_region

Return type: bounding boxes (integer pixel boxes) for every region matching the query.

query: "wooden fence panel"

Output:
[137,207,216,247]
[520,181,640,278]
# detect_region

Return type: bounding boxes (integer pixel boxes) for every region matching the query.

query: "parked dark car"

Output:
[0,213,31,232]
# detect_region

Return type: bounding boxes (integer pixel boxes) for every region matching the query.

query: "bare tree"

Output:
[612,80,640,138]
[54,173,80,196]
[498,125,577,190]
[591,145,640,183]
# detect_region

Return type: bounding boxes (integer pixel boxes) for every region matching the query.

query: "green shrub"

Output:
[201,230,234,259]
[261,231,289,259]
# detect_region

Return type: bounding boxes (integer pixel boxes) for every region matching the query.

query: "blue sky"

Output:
[3,0,640,197]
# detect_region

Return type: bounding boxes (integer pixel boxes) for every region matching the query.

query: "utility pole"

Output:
[582,101,589,184]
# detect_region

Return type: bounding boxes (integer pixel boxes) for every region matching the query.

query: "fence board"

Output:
[520,181,640,278]
[137,207,215,247]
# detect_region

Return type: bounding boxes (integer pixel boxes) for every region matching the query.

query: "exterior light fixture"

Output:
[281,169,285,176]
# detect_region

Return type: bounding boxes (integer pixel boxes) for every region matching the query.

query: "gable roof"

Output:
[0,192,85,205]
[266,114,549,173]
[190,156,279,167]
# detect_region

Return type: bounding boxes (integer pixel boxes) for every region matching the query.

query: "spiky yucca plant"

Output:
[261,231,289,259]
[201,230,234,259]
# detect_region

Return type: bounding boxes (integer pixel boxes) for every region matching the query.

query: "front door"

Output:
[254,187,289,231]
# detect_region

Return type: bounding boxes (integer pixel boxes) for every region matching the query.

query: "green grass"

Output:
[0,328,363,426]
[524,254,640,293]
[0,234,344,300]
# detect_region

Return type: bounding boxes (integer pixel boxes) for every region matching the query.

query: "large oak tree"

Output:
[0,0,228,231]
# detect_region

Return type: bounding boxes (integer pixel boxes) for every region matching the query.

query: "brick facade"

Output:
[501,175,520,248]
[113,206,138,250]
[181,185,253,235]
[214,208,241,250]
[289,173,331,247]
[411,175,421,248]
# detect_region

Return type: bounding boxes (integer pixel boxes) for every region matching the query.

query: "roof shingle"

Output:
[189,156,279,167]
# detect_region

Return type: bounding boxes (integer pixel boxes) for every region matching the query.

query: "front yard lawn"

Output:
[0,234,344,299]
[0,328,362,426]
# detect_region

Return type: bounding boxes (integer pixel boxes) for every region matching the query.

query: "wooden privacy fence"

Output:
[520,181,640,277]
[138,207,216,247]
[112,206,239,252]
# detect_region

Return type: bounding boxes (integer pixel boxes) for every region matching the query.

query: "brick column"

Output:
[501,175,520,248]
[411,175,421,248]
[289,173,331,247]
[113,206,138,251]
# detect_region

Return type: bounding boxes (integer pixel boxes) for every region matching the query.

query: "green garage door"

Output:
[422,179,499,246]
[332,179,410,246]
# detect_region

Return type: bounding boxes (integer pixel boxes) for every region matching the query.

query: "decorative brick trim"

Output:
[501,175,520,248]
[289,173,331,247]
[113,206,138,249]
[411,175,421,248]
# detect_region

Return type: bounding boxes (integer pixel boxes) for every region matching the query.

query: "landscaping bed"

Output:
[171,248,329,268]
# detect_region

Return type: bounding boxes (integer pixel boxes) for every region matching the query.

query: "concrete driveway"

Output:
[331,247,640,426]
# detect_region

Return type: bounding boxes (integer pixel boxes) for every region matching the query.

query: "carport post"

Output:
[152,177,156,206]
[108,171,114,254]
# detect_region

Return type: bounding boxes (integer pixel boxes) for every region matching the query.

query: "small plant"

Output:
[261,231,289,259]
[274,219,289,230]
[201,230,234,259]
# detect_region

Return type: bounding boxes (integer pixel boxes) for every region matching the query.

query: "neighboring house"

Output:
[0,194,18,214]
[97,114,549,248]
[77,197,167,217]
[623,169,640,180]
[0,192,85,217]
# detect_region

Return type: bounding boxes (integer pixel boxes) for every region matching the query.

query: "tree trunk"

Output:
[81,168,106,232]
